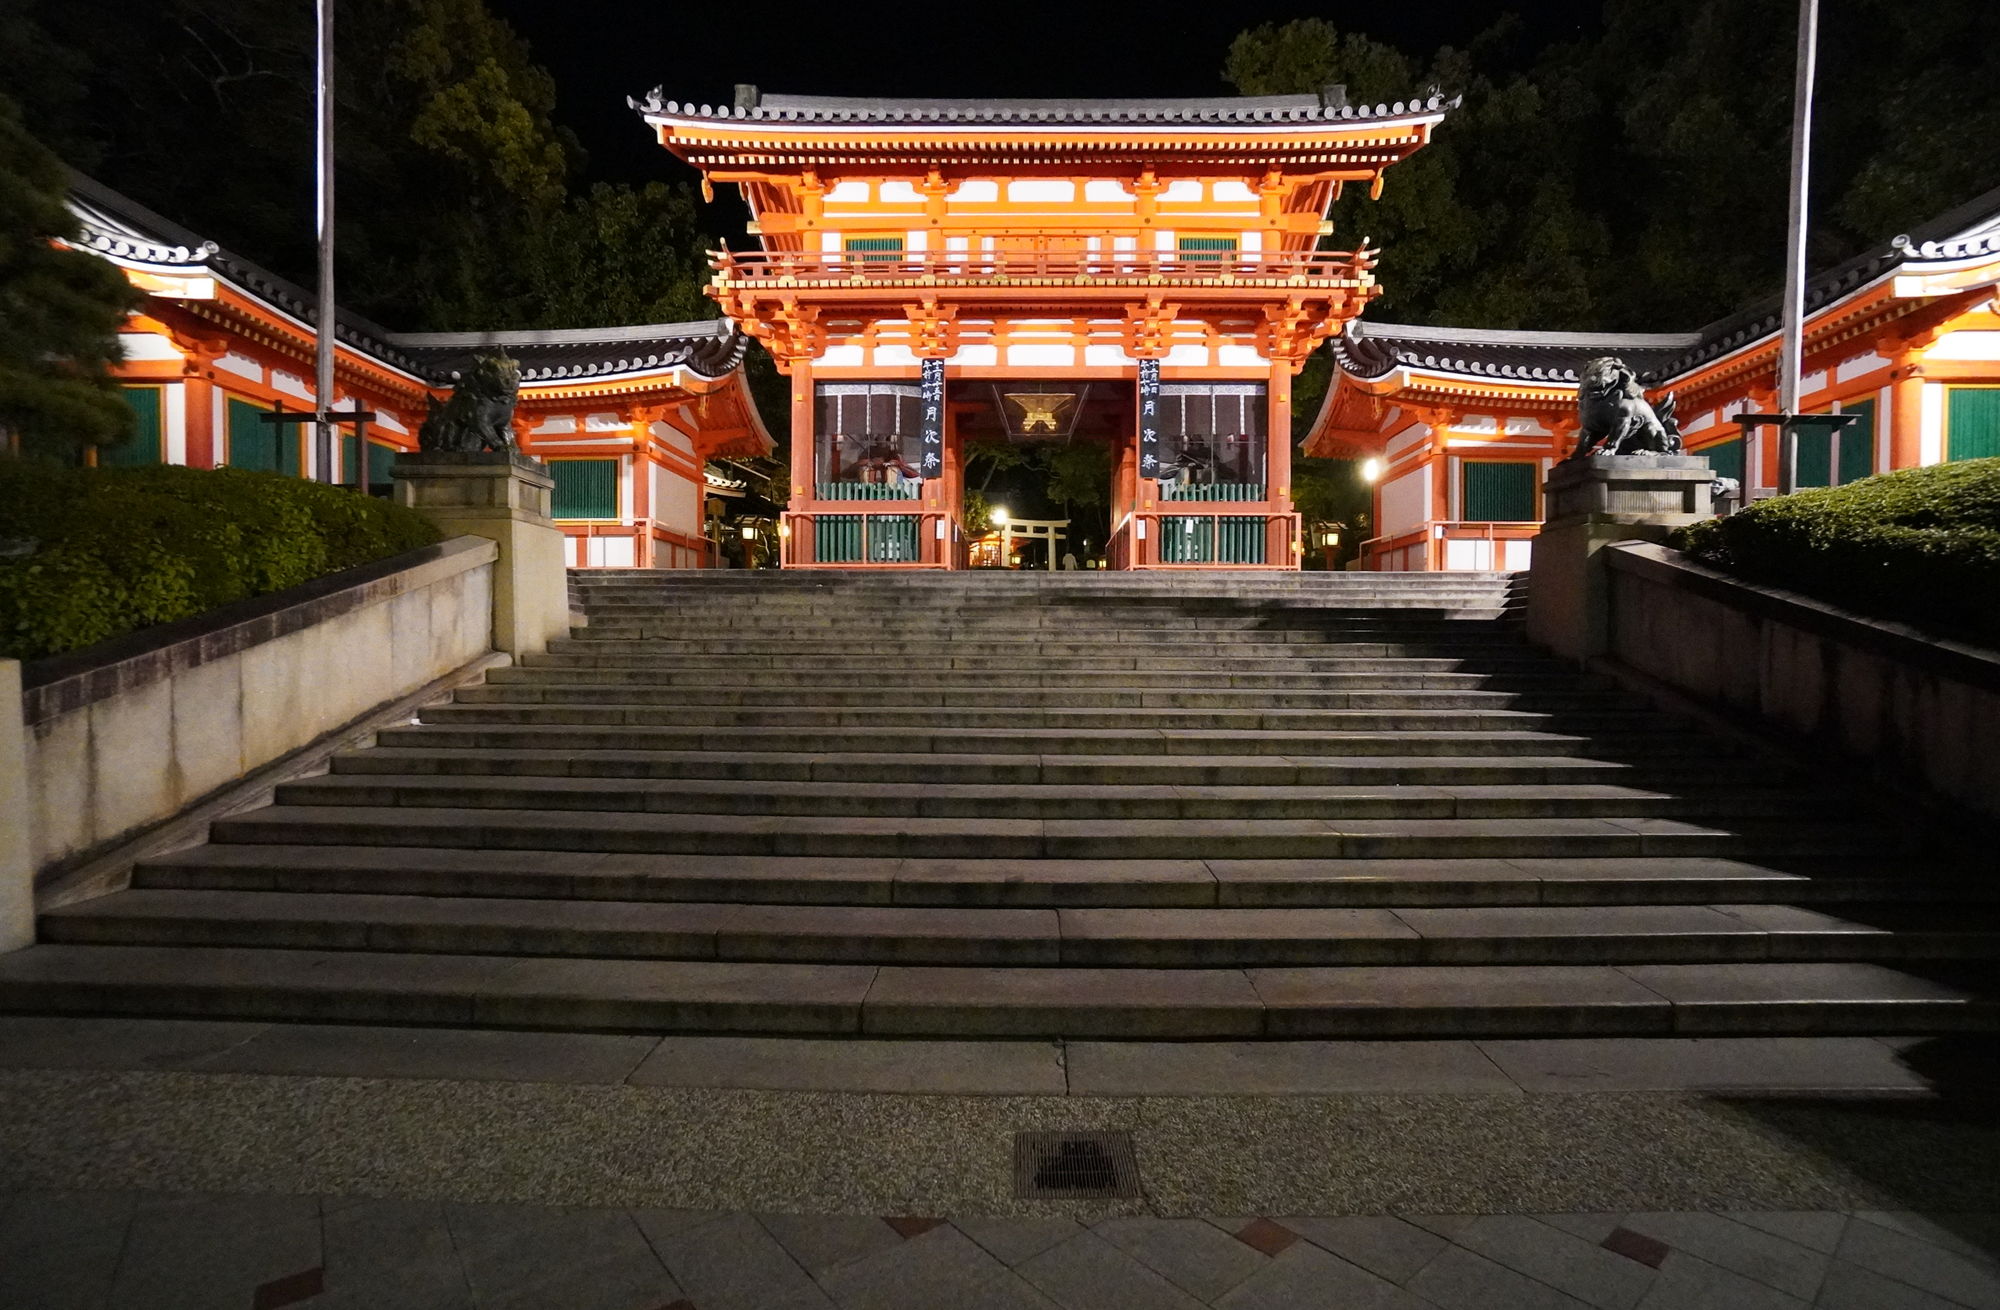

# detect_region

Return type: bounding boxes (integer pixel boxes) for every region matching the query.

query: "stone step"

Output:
[375,722,1725,759]
[510,656,1564,680]
[448,684,1636,712]
[0,945,1983,1037]
[275,773,1832,823]
[567,622,1525,643]
[416,703,1682,733]
[336,746,1766,788]
[42,890,2000,969]
[576,603,1523,622]
[131,846,1992,910]
[205,805,1902,861]
[532,649,1556,672]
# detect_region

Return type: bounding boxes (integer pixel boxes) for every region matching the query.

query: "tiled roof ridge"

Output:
[64,169,747,386]
[630,85,1456,126]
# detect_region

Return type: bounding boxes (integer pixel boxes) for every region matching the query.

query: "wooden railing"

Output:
[712,247,1377,288]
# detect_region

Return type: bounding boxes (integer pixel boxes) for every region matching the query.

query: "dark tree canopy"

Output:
[0,0,712,335]
[0,92,141,461]
[1227,1,2000,332]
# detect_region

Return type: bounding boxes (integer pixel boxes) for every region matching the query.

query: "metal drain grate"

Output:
[1013,1131,1141,1200]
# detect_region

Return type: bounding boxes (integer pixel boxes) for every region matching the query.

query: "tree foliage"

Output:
[0,92,141,461]
[1225,1,2000,332]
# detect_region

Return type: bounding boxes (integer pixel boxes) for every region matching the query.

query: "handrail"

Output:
[713,247,1376,287]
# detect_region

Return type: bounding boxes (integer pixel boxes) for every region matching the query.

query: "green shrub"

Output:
[1669,458,2000,644]
[0,463,442,660]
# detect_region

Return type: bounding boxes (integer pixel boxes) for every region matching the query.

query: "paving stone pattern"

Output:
[4,570,1997,1040]
[7,1189,1998,1309]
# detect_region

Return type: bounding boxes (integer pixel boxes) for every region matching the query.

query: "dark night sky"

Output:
[488,1,1602,188]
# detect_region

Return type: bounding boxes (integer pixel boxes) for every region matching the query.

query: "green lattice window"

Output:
[550,458,619,519]
[843,236,905,263]
[1838,400,1876,484]
[224,396,298,474]
[1462,461,1538,522]
[101,386,163,466]
[1177,236,1239,262]
[1947,388,2000,462]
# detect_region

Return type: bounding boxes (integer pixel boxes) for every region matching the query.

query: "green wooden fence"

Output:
[815,514,921,563]
[1158,515,1266,564]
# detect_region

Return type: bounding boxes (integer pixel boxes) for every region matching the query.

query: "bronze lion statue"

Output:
[1571,356,1681,458]
[418,354,521,454]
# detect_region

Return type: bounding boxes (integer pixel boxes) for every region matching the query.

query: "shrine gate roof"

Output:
[633,86,1453,129]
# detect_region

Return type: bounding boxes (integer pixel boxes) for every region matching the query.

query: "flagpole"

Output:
[313,0,336,483]
[1776,0,1818,494]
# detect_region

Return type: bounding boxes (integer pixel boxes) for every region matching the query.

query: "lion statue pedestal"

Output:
[1526,356,1718,665]
[390,451,569,659]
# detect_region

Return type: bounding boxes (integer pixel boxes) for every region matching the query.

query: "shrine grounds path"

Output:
[4,1019,2000,1309]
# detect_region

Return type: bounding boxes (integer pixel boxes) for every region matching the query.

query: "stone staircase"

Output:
[4,569,1996,1040]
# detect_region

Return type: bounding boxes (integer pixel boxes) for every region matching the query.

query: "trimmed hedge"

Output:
[1669,457,2000,645]
[0,463,442,660]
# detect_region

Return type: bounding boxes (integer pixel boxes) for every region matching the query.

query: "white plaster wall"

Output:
[23,541,495,874]
[1837,351,1891,381]
[162,383,187,464]
[1928,331,2000,361]
[1380,467,1431,537]
[654,465,701,537]
[1921,383,1945,465]
[119,333,183,362]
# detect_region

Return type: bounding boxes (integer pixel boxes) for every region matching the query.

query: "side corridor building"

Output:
[64,173,772,570]
[1305,186,2000,571]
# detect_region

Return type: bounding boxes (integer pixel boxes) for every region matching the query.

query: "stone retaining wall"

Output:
[1603,541,2000,819]
[12,535,498,883]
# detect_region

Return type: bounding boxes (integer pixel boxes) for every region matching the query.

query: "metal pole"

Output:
[1777,0,1819,494]
[313,0,336,483]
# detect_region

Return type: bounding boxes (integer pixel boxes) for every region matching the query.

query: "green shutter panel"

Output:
[226,397,280,471]
[1947,389,2000,462]
[1700,437,1744,485]
[368,440,397,489]
[550,459,619,518]
[1177,236,1238,263]
[844,237,904,264]
[1837,400,1876,484]
[1462,462,1538,521]
[1795,425,1833,488]
[102,387,163,466]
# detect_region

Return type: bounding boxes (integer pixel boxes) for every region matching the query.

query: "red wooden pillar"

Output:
[1889,363,1925,470]
[183,373,217,469]
[789,358,815,565]
[1267,361,1294,568]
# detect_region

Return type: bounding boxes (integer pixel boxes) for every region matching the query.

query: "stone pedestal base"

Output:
[393,453,568,657]
[1528,455,1713,664]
